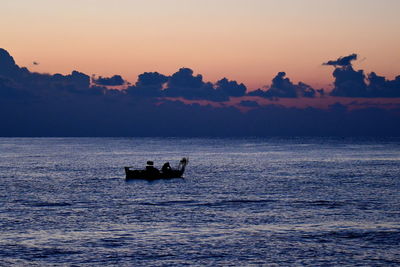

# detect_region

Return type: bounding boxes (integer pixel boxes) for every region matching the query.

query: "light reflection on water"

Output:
[0,137,399,266]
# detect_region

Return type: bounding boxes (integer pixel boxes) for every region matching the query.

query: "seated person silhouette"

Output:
[161,162,172,174]
[145,161,159,177]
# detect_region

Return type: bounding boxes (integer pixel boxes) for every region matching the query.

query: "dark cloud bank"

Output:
[0,48,399,137]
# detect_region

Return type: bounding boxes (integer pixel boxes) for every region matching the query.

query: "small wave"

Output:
[139,199,277,207]
[197,199,278,207]
[221,199,277,204]
[293,200,350,209]
[23,201,72,207]
[0,244,80,259]
[139,200,198,206]
[303,230,400,245]
[97,237,133,248]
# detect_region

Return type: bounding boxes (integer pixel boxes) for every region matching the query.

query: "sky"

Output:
[2,0,400,90]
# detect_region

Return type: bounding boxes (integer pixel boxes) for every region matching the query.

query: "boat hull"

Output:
[124,168,184,181]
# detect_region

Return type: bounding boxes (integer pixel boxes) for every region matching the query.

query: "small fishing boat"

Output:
[124,158,189,180]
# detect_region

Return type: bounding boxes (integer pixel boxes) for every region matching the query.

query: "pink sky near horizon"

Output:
[2,0,400,91]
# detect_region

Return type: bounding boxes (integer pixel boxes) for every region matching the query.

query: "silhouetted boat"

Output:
[124,158,189,180]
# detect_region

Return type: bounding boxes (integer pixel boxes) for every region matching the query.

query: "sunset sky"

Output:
[2,0,400,90]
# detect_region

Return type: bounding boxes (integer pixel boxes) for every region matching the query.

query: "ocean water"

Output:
[0,137,399,266]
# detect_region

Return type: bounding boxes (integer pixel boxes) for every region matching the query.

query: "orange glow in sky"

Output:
[2,0,400,90]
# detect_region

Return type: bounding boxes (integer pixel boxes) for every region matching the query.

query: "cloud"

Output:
[0,48,19,77]
[368,72,400,97]
[267,72,297,98]
[247,72,319,98]
[127,72,168,97]
[0,49,94,96]
[0,48,29,80]
[297,82,318,98]
[163,68,229,102]
[2,93,399,136]
[323,53,358,67]
[324,54,400,97]
[127,70,243,101]
[0,76,30,99]
[1,48,400,137]
[239,100,259,107]
[93,75,125,86]
[247,89,267,97]
[63,71,91,90]
[215,78,247,97]
[330,66,368,97]
[323,53,368,97]
[168,68,203,89]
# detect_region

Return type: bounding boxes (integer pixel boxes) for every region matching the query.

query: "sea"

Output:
[0,137,399,266]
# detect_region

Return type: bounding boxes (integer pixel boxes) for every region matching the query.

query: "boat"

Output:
[124,158,189,180]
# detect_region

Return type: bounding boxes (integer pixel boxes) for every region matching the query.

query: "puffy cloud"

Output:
[330,66,368,97]
[168,68,203,89]
[0,48,29,80]
[127,72,168,97]
[0,48,20,78]
[368,72,400,97]
[323,54,368,97]
[267,72,297,98]
[64,71,91,90]
[324,54,400,97]
[93,75,125,86]
[297,82,317,98]
[163,68,229,102]
[137,72,168,88]
[215,78,247,97]
[128,70,246,101]
[247,72,319,98]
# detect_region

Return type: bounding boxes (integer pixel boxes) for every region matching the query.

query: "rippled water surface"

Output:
[0,137,399,266]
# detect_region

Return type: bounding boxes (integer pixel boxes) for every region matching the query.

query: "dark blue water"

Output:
[0,138,399,266]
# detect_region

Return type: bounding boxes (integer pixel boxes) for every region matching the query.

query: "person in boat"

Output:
[161,162,172,174]
[145,161,160,176]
